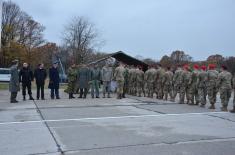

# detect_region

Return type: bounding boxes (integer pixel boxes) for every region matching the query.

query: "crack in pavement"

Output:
[205,114,235,123]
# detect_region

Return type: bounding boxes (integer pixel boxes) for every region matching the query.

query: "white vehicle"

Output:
[0,68,11,82]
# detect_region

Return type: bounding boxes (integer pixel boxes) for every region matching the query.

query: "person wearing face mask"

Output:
[9,59,20,103]
[34,63,47,100]
[19,62,34,101]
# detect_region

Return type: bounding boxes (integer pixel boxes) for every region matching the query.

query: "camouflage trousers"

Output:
[163,84,173,100]
[186,84,199,104]
[116,80,124,95]
[233,89,235,107]
[67,80,76,93]
[146,82,155,97]
[179,86,186,103]
[207,84,217,105]
[156,82,163,99]
[173,84,180,100]
[219,88,231,107]
[136,81,144,97]
[198,87,207,105]
[128,81,136,95]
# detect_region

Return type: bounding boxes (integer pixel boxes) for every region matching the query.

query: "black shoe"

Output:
[41,98,45,100]
[29,96,34,100]
[11,100,18,103]
[56,97,60,99]
[96,96,100,98]
[37,98,39,100]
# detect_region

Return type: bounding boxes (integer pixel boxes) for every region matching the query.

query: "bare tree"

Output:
[62,16,104,64]
[170,50,192,65]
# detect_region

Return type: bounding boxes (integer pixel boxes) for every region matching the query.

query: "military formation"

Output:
[9,59,235,113]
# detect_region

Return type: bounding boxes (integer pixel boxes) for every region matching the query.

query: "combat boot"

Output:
[71,94,75,98]
[208,104,215,109]
[23,95,26,101]
[220,106,228,112]
[69,93,72,99]
[230,107,235,113]
[29,95,34,100]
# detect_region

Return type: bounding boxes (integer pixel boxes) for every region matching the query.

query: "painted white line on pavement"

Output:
[0,111,228,126]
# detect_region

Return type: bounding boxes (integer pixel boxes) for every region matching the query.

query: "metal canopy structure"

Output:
[88,51,149,71]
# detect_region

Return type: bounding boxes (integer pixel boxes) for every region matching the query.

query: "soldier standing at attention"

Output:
[172,66,183,102]
[123,64,129,98]
[135,66,144,97]
[207,64,219,109]
[162,67,173,101]
[78,64,90,99]
[90,64,101,98]
[217,65,232,111]
[9,60,20,103]
[67,63,77,99]
[145,65,157,98]
[197,65,208,107]
[155,64,165,99]
[187,64,200,105]
[101,63,113,98]
[113,62,125,99]
[230,74,235,113]
[179,65,190,104]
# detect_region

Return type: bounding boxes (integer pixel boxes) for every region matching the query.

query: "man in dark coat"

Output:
[9,60,20,103]
[78,64,90,98]
[19,62,34,100]
[34,63,47,100]
[48,62,60,99]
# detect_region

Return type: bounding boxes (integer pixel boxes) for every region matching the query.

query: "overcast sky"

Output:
[11,0,235,60]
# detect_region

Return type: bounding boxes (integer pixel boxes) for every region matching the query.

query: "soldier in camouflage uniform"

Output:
[67,63,77,99]
[135,66,145,97]
[155,64,165,99]
[128,66,136,95]
[187,64,200,105]
[144,65,157,98]
[197,65,207,107]
[207,64,219,109]
[179,65,190,104]
[185,68,193,104]
[230,75,235,113]
[123,65,129,98]
[217,65,232,111]
[172,66,183,102]
[113,62,125,99]
[162,67,173,101]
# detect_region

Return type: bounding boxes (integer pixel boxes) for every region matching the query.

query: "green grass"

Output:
[0,81,67,90]
[0,83,9,90]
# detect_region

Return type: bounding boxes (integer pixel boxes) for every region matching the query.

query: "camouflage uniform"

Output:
[128,68,136,95]
[187,70,200,105]
[207,69,219,108]
[67,66,77,98]
[179,70,190,104]
[217,70,232,111]
[172,68,183,101]
[114,65,125,99]
[123,67,129,98]
[155,67,165,99]
[136,68,144,97]
[162,70,173,100]
[197,70,208,106]
[144,67,157,98]
[233,76,235,107]
[185,70,193,104]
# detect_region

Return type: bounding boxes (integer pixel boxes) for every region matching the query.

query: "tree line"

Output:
[1,1,235,75]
